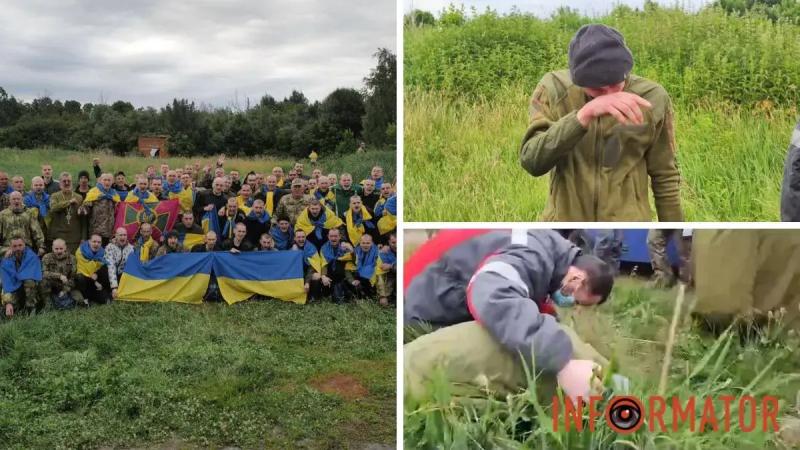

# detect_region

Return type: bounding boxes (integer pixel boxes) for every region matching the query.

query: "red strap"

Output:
[403,229,494,292]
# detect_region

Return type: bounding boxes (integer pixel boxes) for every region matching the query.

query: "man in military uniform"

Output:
[2,235,42,317]
[647,229,691,289]
[274,178,312,225]
[520,24,682,222]
[0,191,46,257]
[48,172,86,253]
[83,173,119,245]
[41,238,85,307]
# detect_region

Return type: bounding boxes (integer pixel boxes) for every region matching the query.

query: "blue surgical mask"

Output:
[552,289,576,308]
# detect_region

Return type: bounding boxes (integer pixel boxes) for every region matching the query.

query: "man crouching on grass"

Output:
[520,24,683,222]
[404,230,615,403]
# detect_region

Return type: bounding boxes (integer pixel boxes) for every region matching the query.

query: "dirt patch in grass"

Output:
[310,374,369,400]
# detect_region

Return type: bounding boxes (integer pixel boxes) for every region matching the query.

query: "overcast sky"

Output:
[0,0,396,109]
[403,0,711,17]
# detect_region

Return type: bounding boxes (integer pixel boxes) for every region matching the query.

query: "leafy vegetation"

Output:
[0,49,396,159]
[403,4,799,221]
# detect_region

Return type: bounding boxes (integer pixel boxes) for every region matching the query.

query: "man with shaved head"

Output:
[83,173,120,246]
[24,176,50,234]
[104,227,134,299]
[191,231,222,253]
[254,175,286,217]
[0,171,11,195]
[0,191,45,257]
[41,238,85,308]
[194,177,229,222]
[11,176,24,193]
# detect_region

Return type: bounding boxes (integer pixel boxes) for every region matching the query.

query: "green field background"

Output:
[404,6,799,222]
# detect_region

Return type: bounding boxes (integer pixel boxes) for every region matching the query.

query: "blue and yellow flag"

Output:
[354,244,379,281]
[84,184,120,203]
[1,248,42,293]
[75,241,105,277]
[213,251,306,305]
[202,206,221,235]
[117,250,213,304]
[377,195,397,235]
[295,207,343,241]
[180,232,206,250]
[344,208,374,246]
[169,187,194,213]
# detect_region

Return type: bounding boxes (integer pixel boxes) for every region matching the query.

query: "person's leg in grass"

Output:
[647,229,676,289]
[405,321,609,402]
[375,272,394,307]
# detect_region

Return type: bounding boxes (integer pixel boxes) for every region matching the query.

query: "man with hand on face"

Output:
[0,191,46,257]
[1,236,43,317]
[104,227,134,300]
[404,230,616,403]
[222,222,253,253]
[520,24,682,222]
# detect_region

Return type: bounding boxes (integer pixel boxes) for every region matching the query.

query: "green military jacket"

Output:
[0,206,45,254]
[520,70,683,222]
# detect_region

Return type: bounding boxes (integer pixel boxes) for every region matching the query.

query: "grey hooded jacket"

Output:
[404,229,581,374]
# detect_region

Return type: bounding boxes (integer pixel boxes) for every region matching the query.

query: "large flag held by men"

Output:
[114,198,180,243]
[117,250,306,305]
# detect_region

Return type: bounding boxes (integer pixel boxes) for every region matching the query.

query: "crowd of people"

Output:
[0,156,397,317]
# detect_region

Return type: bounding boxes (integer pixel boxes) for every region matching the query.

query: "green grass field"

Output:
[403,7,800,222]
[404,276,800,449]
[0,300,395,449]
[0,148,396,187]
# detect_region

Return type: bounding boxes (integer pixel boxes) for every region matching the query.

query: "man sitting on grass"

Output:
[2,235,43,317]
[348,234,378,299]
[404,230,615,402]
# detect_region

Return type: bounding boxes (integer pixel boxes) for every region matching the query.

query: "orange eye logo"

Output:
[606,396,644,434]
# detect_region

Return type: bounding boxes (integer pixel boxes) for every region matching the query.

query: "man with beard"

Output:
[0,191,46,256]
[149,178,168,201]
[75,234,112,304]
[24,176,50,234]
[1,236,42,316]
[133,222,160,263]
[194,177,229,221]
[317,228,354,304]
[296,198,343,249]
[41,164,60,194]
[156,230,184,257]
[257,233,278,252]
[41,238,84,308]
[104,227,134,300]
[243,199,270,247]
[270,217,293,251]
[375,233,397,307]
[83,173,120,246]
[47,172,85,253]
[222,222,253,253]
[255,175,286,217]
[274,178,312,226]
[333,173,363,216]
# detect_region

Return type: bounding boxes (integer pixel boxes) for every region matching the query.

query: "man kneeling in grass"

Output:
[520,24,683,222]
[404,230,614,402]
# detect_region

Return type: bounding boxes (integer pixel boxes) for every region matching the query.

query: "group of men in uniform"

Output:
[0,157,397,316]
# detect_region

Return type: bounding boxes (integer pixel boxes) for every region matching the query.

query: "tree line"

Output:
[0,49,396,159]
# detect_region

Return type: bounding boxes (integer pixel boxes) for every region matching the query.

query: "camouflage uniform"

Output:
[0,193,8,212]
[647,229,691,288]
[155,244,183,257]
[84,197,116,241]
[274,194,312,225]
[0,206,46,255]
[1,252,42,313]
[47,190,86,253]
[375,269,395,299]
[40,252,84,302]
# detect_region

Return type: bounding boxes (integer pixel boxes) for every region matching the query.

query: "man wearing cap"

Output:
[274,178,312,226]
[520,24,682,222]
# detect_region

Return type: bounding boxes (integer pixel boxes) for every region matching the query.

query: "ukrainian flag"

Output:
[117,251,213,304]
[213,251,306,305]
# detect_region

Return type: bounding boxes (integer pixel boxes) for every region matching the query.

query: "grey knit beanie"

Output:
[568,24,633,88]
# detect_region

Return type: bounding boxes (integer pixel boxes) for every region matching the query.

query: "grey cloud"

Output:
[0,0,396,108]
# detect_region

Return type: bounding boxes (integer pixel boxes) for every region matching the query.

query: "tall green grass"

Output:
[404,279,800,449]
[0,148,396,186]
[404,6,799,222]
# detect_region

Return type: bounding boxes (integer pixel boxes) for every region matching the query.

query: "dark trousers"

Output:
[76,266,111,304]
